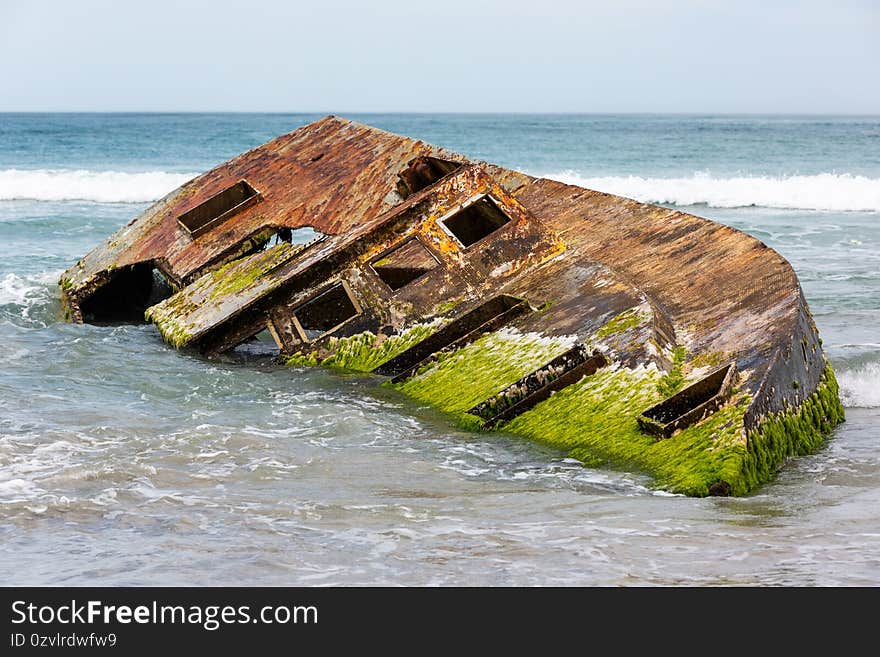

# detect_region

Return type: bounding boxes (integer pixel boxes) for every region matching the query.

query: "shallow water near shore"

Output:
[1,114,878,585]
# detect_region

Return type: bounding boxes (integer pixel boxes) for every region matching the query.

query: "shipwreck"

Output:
[59,116,844,496]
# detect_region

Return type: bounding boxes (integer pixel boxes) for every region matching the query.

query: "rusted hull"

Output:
[61,116,844,496]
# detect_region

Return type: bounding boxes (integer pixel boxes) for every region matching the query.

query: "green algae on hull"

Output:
[146,297,200,348]
[285,319,446,373]
[392,328,575,421]
[208,243,295,300]
[498,361,748,495]
[741,364,844,493]
[377,316,843,496]
[502,361,843,496]
[277,318,844,497]
[593,308,648,339]
[145,243,297,348]
[657,345,687,397]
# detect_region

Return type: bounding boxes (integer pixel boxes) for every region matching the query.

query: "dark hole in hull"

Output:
[396,156,463,199]
[293,283,360,341]
[241,226,324,259]
[441,196,511,248]
[80,264,173,324]
[262,226,323,249]
[371,238,438,291]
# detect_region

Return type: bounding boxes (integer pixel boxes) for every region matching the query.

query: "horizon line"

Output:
[2,110,879,117]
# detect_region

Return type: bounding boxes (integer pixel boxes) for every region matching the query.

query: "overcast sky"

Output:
[1,0,877,113]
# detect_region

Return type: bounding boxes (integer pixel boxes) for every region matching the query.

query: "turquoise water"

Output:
[1,114,878,585]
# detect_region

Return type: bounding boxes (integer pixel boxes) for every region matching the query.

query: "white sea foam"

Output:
[5,167,877,211]
[0,478,45,503]
[0,270,60,306]
[541,171,880,212]
[838,363,880,408]
[0,169,197,203]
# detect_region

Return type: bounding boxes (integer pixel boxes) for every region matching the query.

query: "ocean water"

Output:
[1,113,878,586]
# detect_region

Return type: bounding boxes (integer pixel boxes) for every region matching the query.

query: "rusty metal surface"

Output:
[144,164,560,355]
[514,178,818,419]
[61,117,533,316]
[61,115,828,437]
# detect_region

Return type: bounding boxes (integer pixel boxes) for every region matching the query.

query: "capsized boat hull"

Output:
[60,116,844,496]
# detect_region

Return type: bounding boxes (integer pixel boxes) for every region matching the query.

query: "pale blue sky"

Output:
[1,0,877,113]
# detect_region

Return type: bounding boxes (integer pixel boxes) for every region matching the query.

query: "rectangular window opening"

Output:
[637,362,737,439]
[292,282,361,342]
[440,196,511,248]
[370,238,439,291]
[178,180,261,237]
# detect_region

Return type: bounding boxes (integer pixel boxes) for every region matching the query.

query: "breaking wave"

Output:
[6,168,877,212]
[0,270,59,306]
[837,362,880,409]
[0,169,197,203]
[541,171,880,212]
[0,270,62,327]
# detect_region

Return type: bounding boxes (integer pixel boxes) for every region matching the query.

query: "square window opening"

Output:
[292,283,361,342]
[370,238,439,291]
[440,196,511,248]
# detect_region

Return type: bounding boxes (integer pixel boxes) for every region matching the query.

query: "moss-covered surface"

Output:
[145,294,200,347]
[287,320,446,372]
[593,308,648,339]
[501,361,843,496]
[283,351,320,367]
[201,267,841,498]
[146,244,295,347]
[379,319,843,496]
[502,362,744,495]
[209,244,293,299]
[433,299,462,315]
[392,328,573,421]
[741,364,844,492]
[281,313,842,496]
[688,350,730,371]
[657,345,687,397]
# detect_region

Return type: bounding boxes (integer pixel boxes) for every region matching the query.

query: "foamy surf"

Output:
[541,171,880,212]
[838,363,880,408]
[0,270,61,307]
[0,270,63,327]
[0,169,197,203]
[6,168,878,212]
